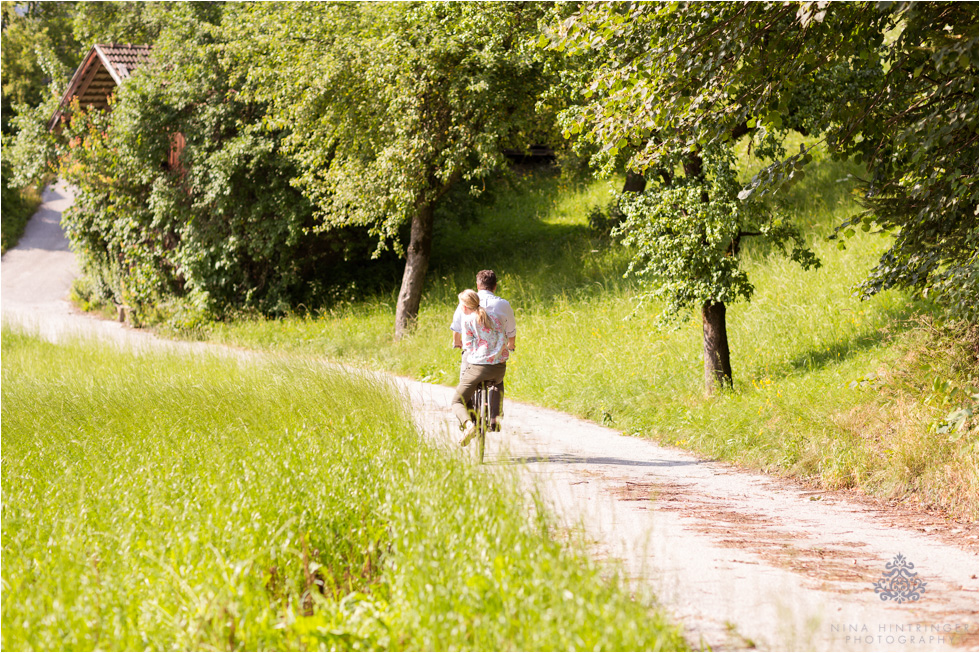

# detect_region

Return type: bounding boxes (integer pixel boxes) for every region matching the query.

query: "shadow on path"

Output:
[494,453,704,468]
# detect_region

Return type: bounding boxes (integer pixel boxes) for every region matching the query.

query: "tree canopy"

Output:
[1,1,78,131]
[545,1,978,323]
[5,0,976,346]
[224,1,551,336]
[544,2,829,390]
[52,3,392,323]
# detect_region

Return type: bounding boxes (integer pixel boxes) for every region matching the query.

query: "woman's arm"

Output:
[461,319,475,352]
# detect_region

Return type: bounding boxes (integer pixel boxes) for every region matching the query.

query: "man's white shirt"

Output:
[450,289,516,338]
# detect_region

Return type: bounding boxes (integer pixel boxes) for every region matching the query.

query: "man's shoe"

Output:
[459,421,478,447]
[490,418,502,432]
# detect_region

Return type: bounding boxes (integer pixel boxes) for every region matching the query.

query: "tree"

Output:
[1,1,80,133]
[618,146,817,391]
[547,1,977,325]
[53,3,385,323]
[544,3,822,392]
[68,0,166,48]
[829,2,978,323]
[225,2,551,338]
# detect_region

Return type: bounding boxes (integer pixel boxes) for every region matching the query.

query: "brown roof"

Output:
[48,44,153,130]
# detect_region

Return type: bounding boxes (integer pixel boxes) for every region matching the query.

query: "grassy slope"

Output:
[201,146,976,521]
[1,329,686,651]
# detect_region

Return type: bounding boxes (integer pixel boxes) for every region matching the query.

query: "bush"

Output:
[586,200,626,237]
[0,160,41,254]
[56,17,395,325]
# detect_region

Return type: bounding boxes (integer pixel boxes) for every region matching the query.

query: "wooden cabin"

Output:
[48,43,153,130]
[49,43,185,172]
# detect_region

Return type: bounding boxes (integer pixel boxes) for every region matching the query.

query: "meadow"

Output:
[200,143,978,521]
[1,329,687,651]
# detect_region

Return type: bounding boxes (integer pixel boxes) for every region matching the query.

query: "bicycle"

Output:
[470,380,501,464]
[452,343,506,464]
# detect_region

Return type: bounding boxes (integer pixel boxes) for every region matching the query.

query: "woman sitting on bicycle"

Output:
[452,288,511,447]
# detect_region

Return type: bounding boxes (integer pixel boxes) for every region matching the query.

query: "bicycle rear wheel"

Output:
[476,382,489,464]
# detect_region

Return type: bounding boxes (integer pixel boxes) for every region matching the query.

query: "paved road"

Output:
[3,182,978,651]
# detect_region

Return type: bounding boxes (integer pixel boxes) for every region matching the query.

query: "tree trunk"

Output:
[684,151,710,203]
[683,152,703,180]
[622,170,646,194]
[701,300,733,393]
[394,200,435,339]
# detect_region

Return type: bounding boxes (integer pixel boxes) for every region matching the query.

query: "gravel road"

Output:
[3,182,977,651]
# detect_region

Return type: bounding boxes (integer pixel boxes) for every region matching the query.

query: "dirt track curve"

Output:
[3,182,978,652]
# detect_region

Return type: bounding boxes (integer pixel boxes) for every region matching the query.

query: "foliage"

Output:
[68,0,169,48]
[56,6,394,323]
[0,0,79,132]
[2,329,687,651]
[543,4,832,390]
[616,145,819,323]
[6,95,61,187]
[543,3,867,173]
[225,1,554,334]
[0,159,41,253]
[230,2,547,249]
[832,2,978,324]
[543,1,978,323]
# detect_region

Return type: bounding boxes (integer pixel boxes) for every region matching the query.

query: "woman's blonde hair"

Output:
[459,289,492,330]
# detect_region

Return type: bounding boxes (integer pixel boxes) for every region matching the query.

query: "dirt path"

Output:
[3,182,978,652]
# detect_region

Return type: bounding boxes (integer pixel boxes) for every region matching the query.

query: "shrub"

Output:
[0,160,41,254]
[56,16,396,325]
[586,199,626,237]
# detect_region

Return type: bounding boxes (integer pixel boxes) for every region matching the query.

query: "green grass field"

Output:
[198,143,978,521]
[1,329,686,651]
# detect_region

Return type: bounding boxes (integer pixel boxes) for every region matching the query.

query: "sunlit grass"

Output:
[197,148,976,520]
[1,329,686,651]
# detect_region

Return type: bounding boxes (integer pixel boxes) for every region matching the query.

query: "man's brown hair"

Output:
[476,269,497,290]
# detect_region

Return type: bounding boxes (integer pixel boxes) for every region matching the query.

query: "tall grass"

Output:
[199,143,978,521]
[1,329,686,651]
